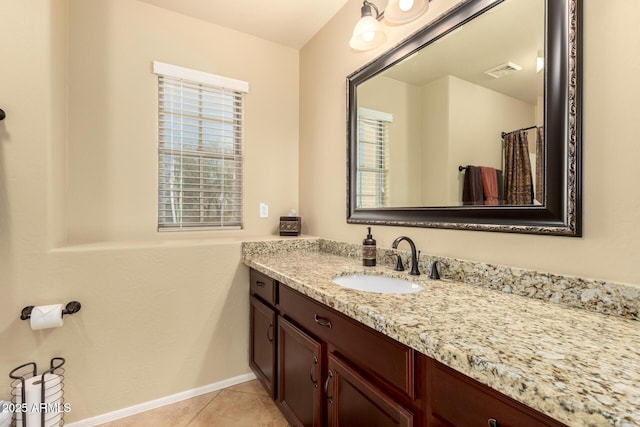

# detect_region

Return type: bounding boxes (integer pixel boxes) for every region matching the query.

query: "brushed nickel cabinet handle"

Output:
[309,356,318,388]
[488,419,499,427]
[314,314,332,329]
[256,281,266,287]
[266,321,274,342]
[324,370,334,404]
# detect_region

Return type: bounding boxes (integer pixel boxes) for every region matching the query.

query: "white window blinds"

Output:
[357,108,392,208]
[154,62,248,230]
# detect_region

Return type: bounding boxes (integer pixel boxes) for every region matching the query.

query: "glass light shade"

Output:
[349,15,387,51]
[384,0,429,25]
[399,0,414,11]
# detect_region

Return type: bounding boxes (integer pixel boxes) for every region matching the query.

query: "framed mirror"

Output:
[347,0,581,236]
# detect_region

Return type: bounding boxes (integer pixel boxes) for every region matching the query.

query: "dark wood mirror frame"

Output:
[346,0,582,236]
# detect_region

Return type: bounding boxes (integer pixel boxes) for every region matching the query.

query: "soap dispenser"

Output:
[362,227,377,267]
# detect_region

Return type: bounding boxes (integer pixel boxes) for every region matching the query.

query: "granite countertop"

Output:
[243,247,640,427]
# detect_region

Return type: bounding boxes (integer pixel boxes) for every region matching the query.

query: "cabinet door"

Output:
[250,295,277,399]
[278,316,324,427]
[279,285,415,400]
[326,353,414,427]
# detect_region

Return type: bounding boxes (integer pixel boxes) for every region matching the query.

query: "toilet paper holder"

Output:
[9,357,66,427]
[20,301,82,321]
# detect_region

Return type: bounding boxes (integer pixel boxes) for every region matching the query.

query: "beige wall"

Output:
[300,0,640,287]
[1,0,299,422]
[448,75,535,204]
[66,0,299,243]
[421,77,450,205]
[361,74,534,206]
[358,76,422,206]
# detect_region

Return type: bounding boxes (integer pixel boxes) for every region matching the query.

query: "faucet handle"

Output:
[429,260,441,280]
[394,254,405,271]
[409,250,421,276]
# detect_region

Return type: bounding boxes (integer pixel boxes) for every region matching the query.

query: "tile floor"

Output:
[96,380,290,427]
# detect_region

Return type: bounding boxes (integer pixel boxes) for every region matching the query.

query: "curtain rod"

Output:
[501,125,538,139]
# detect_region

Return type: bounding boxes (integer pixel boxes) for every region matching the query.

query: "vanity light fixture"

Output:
[349,0,432,51]
[385,0,430,25]
[349,1,387,51]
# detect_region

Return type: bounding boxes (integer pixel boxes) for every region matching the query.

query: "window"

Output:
[154,62,248,230]
[357,108,392,208]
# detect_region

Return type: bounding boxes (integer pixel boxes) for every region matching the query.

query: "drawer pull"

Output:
[324,370,334,404]
[309,356,319,388]
[255,281,266,288]
[267,321,274,342]
[314,314,332,329]
[488,419,499,427]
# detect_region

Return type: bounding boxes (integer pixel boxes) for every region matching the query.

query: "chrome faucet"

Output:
[391,236,420,276]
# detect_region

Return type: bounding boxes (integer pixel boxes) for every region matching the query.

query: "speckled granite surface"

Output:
[318,239,640,320]
[242,238,640,427]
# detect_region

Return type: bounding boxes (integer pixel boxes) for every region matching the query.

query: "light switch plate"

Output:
[259,203,269,218]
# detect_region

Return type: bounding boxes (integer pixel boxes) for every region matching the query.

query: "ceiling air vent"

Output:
[484,62,522,79]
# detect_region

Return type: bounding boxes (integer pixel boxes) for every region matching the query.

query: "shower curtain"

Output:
[504,130,534,205]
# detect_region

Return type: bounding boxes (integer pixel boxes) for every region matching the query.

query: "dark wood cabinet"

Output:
[278,316,324,427]
[248,268,565,427]
[249,295,277,399]
[326,353,414,427]
[279,284,416,402]
[277,281,419,427]
[250,268,276,305]
[427,359,565,427]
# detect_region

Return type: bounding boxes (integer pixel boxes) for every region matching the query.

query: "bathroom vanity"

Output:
[250,267,563,426]
[244,238,640,426]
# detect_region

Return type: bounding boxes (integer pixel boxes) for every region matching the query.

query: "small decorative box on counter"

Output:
[279,216,301,236]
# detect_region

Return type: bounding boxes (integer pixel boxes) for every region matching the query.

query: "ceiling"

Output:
[137,0,351,49]
[381,0,544,104]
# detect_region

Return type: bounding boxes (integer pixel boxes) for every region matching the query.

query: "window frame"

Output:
[356,108,392,208]
[154,61,249,231]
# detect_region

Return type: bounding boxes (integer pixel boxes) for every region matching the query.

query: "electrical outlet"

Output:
[259,203,269,218]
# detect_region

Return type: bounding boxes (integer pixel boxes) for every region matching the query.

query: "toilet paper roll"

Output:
[15,374,63,427]
[0,401,11,427]
[29,304,64,330]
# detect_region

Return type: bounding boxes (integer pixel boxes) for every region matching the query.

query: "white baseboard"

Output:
[65,372,257,427]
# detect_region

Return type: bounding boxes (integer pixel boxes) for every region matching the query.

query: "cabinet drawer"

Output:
[279,285,415,401]
[250,268,276,306]
[429,360,566,427]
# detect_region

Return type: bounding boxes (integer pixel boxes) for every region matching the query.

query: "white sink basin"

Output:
[331,274,423,294]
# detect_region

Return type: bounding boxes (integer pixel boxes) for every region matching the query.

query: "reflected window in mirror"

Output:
[357,108,392,208]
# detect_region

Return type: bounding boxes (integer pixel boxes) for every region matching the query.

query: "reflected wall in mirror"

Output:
[357,0,544,208]
[347,0,582,236]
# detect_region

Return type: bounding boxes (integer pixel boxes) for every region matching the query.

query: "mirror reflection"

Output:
[355,0,544,208]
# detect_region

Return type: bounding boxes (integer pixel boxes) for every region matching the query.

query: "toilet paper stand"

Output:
[20,301,82,321]
[9,357,66,427]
